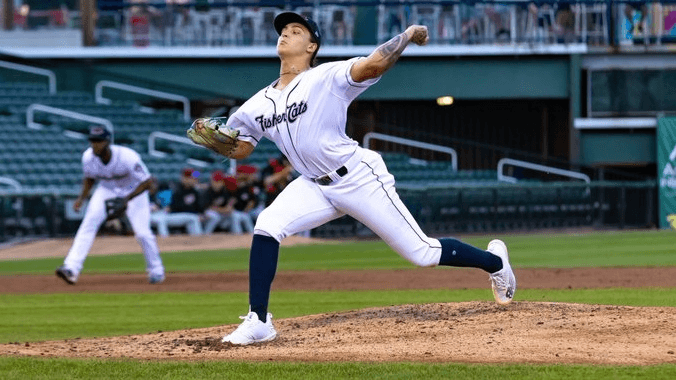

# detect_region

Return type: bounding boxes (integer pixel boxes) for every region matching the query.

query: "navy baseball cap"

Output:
[88,125,111,141]
[274,12,321,47]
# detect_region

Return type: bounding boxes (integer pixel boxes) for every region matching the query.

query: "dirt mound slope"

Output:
[3,302,675,365]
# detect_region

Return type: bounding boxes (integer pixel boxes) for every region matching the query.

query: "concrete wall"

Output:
[41,55,571,101]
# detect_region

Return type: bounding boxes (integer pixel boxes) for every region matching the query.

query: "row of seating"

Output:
[0,92,93,102]
[0,82,51,94]
[0,81,181,190]
[381,151,498,184]
[0,81,538,197]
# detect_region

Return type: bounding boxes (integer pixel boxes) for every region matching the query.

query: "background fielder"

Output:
[55,126,165,285]
[190,12,516,345]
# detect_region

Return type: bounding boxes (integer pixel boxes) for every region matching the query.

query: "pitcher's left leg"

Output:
[328,151,442,267]
[331,150,502,272]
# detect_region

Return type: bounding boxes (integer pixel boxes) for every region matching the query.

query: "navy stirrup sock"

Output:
[249,234,280,323]
[438,238,503,273]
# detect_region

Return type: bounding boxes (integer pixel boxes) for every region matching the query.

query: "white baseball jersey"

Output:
[226,57,443,268]
[227,57,379,179]
[63,144,163,279]
[82,145,151,196]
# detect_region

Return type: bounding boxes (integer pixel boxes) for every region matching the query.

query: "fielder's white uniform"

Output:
[62,145,164,278]
[227,58,442,267]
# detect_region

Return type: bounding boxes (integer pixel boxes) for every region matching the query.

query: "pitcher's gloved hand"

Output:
[187,117,240,157]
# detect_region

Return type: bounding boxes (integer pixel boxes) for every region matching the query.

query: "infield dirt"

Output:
[1,233,675,365]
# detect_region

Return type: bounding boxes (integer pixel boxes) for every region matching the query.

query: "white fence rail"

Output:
[497,158,590,184]
[363,132,458,172]
[0,177,22,192]
[573,118,657,129]
[95,80,191,122]
[26,103,114,141]
[148,131,236,173]
[0,61,57,94]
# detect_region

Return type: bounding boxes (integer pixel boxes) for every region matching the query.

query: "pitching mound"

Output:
[3,302,675,365]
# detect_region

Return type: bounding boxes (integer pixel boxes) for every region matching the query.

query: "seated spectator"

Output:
[527,2,556,43]
[150,168,205,237]
[261,155,294,208]
[257,155,309,238]
[483,4,511,40]
[552,2,575,43]
[624,3,648,38]
[203,170,237,234]
[230,165,259,235]
[149,177,171,236]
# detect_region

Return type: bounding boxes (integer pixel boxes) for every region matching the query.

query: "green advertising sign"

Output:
[658,117,676,229]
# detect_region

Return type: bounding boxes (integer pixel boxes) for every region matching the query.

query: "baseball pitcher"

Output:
[55,126,165,285]
[188,12,516,345]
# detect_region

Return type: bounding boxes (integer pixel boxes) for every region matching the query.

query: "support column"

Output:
[569,54,581,165]
[2,0,14,31]
[81,0,96,46]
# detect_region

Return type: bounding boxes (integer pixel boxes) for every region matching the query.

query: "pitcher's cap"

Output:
[274,12,321,47]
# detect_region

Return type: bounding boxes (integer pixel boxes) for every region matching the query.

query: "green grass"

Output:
[2,229,675,275]
[1,357,675,380]
[2,288,675,344]
[1,229,676,378]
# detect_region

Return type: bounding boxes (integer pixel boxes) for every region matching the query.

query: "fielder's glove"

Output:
[187,117,240,157]
[104,197,127,221]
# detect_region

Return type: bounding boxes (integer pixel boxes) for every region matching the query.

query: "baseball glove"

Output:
[187,117,240,157]
[104,197,127,221]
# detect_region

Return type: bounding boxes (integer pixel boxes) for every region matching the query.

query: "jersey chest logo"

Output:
[96,173,128,181]
[254,101,308,131]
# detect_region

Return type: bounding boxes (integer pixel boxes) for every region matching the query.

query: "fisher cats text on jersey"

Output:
[254,101,308,131]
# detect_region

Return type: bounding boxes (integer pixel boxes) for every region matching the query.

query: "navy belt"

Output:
[314,166,348,186]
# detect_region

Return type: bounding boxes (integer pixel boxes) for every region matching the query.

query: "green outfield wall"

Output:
[39,55,570,101]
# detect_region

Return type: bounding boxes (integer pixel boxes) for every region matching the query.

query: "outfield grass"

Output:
[2,357,675,380]
[1,229,675,275]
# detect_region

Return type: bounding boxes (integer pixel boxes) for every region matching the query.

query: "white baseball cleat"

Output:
[487,239,516,305]
[222,311,277,345]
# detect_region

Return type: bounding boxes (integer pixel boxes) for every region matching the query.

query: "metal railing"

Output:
[5,1,676,49]
[363,132,458,172]
[95,80,191,122]
[148,131,237,173]
[26,103,114,141]
[497,158,591,183]
[0,177,22,192]
[311,180,658,237]
[0,180,659,243]
[574,117,658,129]
[0,61,56,94]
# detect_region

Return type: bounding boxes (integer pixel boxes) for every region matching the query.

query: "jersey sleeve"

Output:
[81,150,97,179]
[226,103,264,147]
[323,57,380,102]
[127,151,152,183]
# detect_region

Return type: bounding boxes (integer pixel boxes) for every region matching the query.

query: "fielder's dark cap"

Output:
[88,126,111,141]
[274,12,321,47]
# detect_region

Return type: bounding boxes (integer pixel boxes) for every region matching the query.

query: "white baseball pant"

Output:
[63,185,164,277]
[254,148,442,267]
